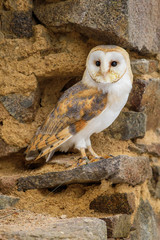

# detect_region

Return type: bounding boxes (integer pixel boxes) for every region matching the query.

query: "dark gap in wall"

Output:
[48,185,67,193]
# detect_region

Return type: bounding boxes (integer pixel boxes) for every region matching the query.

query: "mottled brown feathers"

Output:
[26,81,108,160]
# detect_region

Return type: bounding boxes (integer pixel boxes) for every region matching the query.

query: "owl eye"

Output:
[95,61,101,67]
[111,61,117,67]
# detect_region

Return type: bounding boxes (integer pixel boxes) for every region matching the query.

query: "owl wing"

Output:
[25,81,108,161]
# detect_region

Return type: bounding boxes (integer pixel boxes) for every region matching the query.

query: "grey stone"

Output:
[101,214,131,238]
[0,92,39,123]
[0,0,33,38]
[131,59,158,75]
[90,193,135,214]
[105,111,146,140]
[17,155,152,191]
[130,199,158,240]
[11,11,33,38]
[110,156,152,186]
[0,194,19,209]
[131,143,160,157]
[127,78,160,130]
[0,216,107,240]
[34,0,160,53]
[148,165,160,199]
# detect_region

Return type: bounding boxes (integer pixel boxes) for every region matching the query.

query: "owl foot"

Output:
[73,147,113,168]
[88,156,103,162]
[103,154,114,158]
[72,148,90,167]
[89,154,113,163]
[87,146,100,158]
[72,156,89,168]
[77,156,90,166]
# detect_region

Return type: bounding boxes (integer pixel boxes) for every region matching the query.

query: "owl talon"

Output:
[89,157,102,163]
[78,157,90,166]
[103,154,114,159]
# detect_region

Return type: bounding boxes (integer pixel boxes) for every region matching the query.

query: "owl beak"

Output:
[102,71,112,83]
[104,75,112,83]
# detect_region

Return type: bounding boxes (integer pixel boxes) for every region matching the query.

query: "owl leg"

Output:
[75,148,89,166]
[80,148,87,158]
[87,145,100,158]
[86,138,100,159]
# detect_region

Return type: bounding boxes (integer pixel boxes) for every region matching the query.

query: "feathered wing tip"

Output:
[25,126,73,162]
[25,150,39,161]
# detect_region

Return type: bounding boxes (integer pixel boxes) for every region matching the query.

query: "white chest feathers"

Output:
[82,72,132,135]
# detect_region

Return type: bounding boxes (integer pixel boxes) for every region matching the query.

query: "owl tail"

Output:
[25,127,72,162]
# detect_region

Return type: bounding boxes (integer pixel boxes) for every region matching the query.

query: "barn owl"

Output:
[25,45,133,163]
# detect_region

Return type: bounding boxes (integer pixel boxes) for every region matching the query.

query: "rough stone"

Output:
[148,165,160,199]
[101,214,131,238]
[131,59,158,75]
[0,25,89,83]
[15,34,89,79]
[0,71,37,96]
[1,117,37,148]
[105,111,146,140]
[0,91,39,123]
[0,213,107,240]
[4,0,33,12]
[156,215,160,239]
[90,193,135,214]
[132,143,160,157]
[127,78,148,112]
[34,0,160,53]
[108,238,130,240]
[127,78,160,130]
[0,194,19,209]
[110,156,152,186]
[17,155,152,191]
[145,144,160,157]
[11,11,33,38]
[130,199,158,240]
[0,0,33,38]
[0,176,19,194]
[0,139,19,158]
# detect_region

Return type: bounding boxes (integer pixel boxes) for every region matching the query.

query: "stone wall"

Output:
[0,0,160,239]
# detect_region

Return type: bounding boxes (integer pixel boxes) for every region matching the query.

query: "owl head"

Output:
[85,45,133,84]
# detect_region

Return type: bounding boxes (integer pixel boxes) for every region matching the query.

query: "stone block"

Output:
[17,155,152,191]
[0,194,19,209]
[128,78,160,130]
[130,199,158,240]
[34,0,160,53]
[131,59,158,75]
[148,165,160,199]
[0,91,39,123]
[0,139,19,158]
[101,214,131,238]
[105,111,146,140]
[1,0,33,38]
[127,78,148,112]
[0,215,107,240]
[0,176,19,194]
[133,143,160,157]
[11,11,33,38]
[4,0,33,11]
[90,193,135,214]
[0,11,13,37]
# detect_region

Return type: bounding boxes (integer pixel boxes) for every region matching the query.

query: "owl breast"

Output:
[59,72,132,152]
[85,72,132,134]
